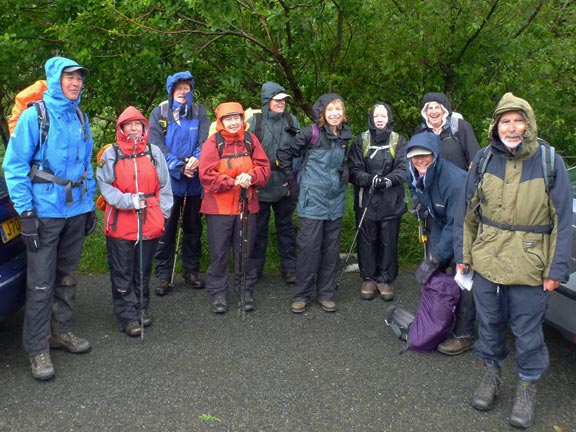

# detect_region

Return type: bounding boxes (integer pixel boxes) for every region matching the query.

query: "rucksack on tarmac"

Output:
[385,305,415,342]
[407,271,461,352]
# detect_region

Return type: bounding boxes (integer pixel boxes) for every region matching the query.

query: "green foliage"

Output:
[1,0,575,273]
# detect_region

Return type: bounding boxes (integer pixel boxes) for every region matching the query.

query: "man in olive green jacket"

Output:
[454,93,572,429]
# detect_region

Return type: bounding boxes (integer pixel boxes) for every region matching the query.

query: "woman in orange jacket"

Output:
[199,102,271,314]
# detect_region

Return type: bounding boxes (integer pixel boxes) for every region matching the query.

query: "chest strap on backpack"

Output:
[29,164,88,204]
[479,215,553,234]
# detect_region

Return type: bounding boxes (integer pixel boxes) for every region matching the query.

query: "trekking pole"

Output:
[238,187,249,320]
[335,181,377,291]
[132,136,145,340]
[417,212,428,260]
[169,193,187,289]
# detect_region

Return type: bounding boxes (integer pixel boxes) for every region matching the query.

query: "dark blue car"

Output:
[0,175,26,321]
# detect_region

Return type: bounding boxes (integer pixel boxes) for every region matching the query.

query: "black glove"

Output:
[287,177,300,203]
[20,210,40,252]
[415,256,439,285]
[410,201,429,220]
[85,210,97,236]
[338,166,350,184]
[373,175,392,189]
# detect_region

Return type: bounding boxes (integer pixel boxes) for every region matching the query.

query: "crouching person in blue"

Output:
[2,56,96,380]
[454,93,572,429]
[407,132,476,355]
[97,106,173,337]
[277,94,353,314]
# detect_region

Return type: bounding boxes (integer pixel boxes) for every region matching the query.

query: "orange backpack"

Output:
[8,80,48,134]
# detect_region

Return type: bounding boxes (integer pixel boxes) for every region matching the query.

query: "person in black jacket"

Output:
[348,102,408,301]
[413,92,480,171]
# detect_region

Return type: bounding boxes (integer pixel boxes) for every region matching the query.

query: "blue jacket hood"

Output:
[406,132,441,158]
[166,71,194,110]
[44,56,86,114]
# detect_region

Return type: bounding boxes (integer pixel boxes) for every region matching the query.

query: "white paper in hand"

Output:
[454,270,474,291]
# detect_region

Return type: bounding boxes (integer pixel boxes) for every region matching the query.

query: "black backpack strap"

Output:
[216,132,253,159]
[253,113,263,142]
[537,138,556,193]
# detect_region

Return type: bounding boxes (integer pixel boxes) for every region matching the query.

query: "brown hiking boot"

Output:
[49,331,91,354]
[318,300,337,312]
[291,301,308,314]
[437,337,474,356]
[125,321,142,337]
[183,271,204,289]
[29,352,55,381]
[282,271,296,284]
[360,280,377,300]
[376,282,394,301]
[155,279,173,296]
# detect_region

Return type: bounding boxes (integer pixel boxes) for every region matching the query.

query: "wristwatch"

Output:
[21,210,35,218]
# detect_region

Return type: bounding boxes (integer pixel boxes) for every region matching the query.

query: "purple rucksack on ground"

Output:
[408,271,461,352]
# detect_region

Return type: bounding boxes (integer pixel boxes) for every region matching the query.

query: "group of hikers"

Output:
[3,56,573,430]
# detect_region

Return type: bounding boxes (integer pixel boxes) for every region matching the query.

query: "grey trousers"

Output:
[23,214,87,355]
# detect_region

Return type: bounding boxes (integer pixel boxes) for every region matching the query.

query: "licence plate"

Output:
[1,216,22,243]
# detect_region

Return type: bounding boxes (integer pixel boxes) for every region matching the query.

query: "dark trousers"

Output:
[205,214,259,302]
[473,272,550,378]
[252,196,297,276]
[293,217,342,303]
[155,194,202,281]
[106,236,158,330]
[23,214,87,355]
[356,215,400,284]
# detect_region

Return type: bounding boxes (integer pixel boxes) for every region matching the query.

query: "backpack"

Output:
[95,142,158,211]
[407,271,461,352]
[157,100,199,135]
[251,111,300,142]
[361,131,399,159]
[385,305,415,342]
[9,80,88,146]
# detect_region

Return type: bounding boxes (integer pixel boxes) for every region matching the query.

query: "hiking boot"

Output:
[29,352,55,381]
[318,300,337,312]
[239,294,254,312]
[183,271,204,289]
[155,280,173,296]
[471,364,501,411]
[212,297,227,314]
[282,271,296,284]
[509,379,537,429]
[49,331,91,354]
[376,282,394,301]
[437,337,474,356]
[360,280,377,300]
[125,321,142,337]
[140,311,153,327]
[291,301,307,314]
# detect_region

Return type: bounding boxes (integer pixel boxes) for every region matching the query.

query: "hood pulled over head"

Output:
[215,102,245,133]
[166,71,194,110]
[116,106,150,153]
[489,92,537,145]
[406,132,441,159]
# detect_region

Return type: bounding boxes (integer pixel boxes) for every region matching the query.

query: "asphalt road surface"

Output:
[1,270,575,432]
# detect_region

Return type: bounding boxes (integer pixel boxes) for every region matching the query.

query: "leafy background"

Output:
[0,0,574,273]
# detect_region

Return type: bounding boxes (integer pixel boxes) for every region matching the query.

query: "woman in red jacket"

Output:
[96,106,173,336]
[199,102,271,314]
